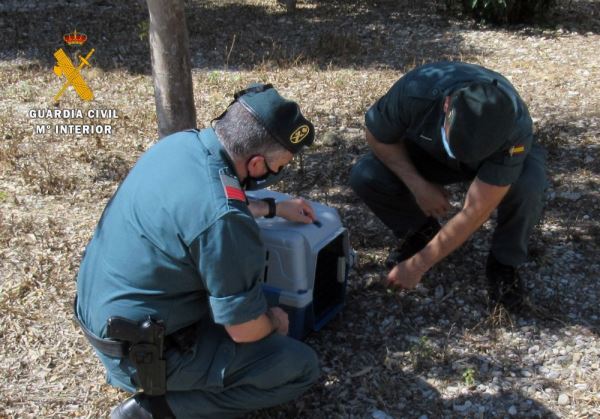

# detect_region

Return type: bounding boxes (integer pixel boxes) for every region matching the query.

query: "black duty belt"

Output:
[73,296,129,358]
[73,296,199,358]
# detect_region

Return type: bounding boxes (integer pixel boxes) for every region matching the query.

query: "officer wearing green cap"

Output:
[350,61,547,311]
[75,83,319,418]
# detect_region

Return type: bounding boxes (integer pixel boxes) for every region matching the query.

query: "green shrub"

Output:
[452,0,557,23]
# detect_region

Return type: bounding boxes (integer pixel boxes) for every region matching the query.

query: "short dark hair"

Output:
[214,102,288,160]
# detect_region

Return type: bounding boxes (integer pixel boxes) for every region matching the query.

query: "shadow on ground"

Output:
[2,0,598,74]
[0,0,464,73]
[246,282,565,418]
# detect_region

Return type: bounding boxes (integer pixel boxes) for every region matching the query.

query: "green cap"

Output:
[236,83,314,154]
[447,81,517,162]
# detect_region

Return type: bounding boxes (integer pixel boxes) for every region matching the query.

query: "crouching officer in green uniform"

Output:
[349,61,547,311]
[75,83,320,418]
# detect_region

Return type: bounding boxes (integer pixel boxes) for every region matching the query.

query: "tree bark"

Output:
[147,0,196,138]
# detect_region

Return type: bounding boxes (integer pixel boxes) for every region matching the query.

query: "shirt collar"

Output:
[198,128,238,174]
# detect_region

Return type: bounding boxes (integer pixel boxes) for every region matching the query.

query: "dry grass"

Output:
[1,0,599,417]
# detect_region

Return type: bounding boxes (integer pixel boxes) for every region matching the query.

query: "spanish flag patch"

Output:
[220,170,246,202]
[508,145,525,156]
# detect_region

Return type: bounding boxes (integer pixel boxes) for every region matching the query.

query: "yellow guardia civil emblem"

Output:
[53,31,95,102]
[290,124,310,144]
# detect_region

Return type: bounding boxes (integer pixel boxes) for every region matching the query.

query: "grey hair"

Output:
[214,101,288,160]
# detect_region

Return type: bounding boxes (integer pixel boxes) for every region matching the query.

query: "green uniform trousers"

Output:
[349,142,547,267]
[101,321,320,418]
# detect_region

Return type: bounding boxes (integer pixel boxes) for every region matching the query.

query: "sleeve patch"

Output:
[220,170,247,202]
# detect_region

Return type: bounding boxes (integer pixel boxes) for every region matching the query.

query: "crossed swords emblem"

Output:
[53,48,95,102]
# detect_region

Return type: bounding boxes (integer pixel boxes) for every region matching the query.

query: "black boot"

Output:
[385,218,441,268]
[486,253,526,312]
[111,393,175,419]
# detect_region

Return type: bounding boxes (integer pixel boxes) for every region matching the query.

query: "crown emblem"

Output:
[63,30,87,46]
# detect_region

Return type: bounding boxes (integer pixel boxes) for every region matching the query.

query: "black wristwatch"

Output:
[261,198,277,218]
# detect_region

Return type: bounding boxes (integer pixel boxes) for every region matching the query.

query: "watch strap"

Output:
[261,198,277,218]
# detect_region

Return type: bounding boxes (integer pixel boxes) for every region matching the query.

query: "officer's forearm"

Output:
[412,178,510,271]
[413,207,489,273]
[224,313,276,343]
[366,130,425,194]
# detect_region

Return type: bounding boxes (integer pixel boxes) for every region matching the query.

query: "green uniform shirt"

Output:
[365,61,534,186]
[76,128,268,338]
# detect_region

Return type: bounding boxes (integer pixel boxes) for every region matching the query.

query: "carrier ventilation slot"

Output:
[313,234,345,320]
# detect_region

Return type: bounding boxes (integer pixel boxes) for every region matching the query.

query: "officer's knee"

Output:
[303,345,320,384]
[349,157,378,198]
[282,339,320,384]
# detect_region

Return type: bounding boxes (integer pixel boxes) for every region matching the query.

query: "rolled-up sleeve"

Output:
[477,141,530,186]
[478,157,525,186]
[191,212,267,325]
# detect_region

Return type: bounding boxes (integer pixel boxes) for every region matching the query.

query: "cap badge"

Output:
[290,124,310,144]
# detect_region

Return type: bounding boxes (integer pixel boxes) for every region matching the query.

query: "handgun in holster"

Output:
[106,315,167,396]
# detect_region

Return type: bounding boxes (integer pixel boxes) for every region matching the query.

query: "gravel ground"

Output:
[0,1,599,418]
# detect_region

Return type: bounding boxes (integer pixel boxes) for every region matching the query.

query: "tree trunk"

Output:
[147,0,196,138]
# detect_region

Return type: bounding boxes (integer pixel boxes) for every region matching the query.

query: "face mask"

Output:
[242,159,285,190]
[441,124,456,160]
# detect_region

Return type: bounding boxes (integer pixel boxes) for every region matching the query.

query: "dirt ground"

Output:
[0,0,599,418]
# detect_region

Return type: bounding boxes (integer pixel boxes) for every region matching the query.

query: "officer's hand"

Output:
[413,181,451,218]
[386,257,427,290]
[268,307,289,336]
[276,198,316,224]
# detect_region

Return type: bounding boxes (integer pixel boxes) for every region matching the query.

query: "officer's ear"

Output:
[246,155,266,176]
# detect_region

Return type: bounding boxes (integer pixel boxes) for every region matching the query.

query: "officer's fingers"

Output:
[298,213,313,224]
[281,311,289,324]
[293,198,315,219]
[276,311,290,335]
[301,205,316,221]
[402,281,416,290]
[271,306,284,317]
[272,307,289,326]
[388,278,407,290]
[288,201,311,222]
[389,272,414,290]
[385,270,394,286]
[386,269,401,287]
[294,200,315,223]
[283,207,312,224]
